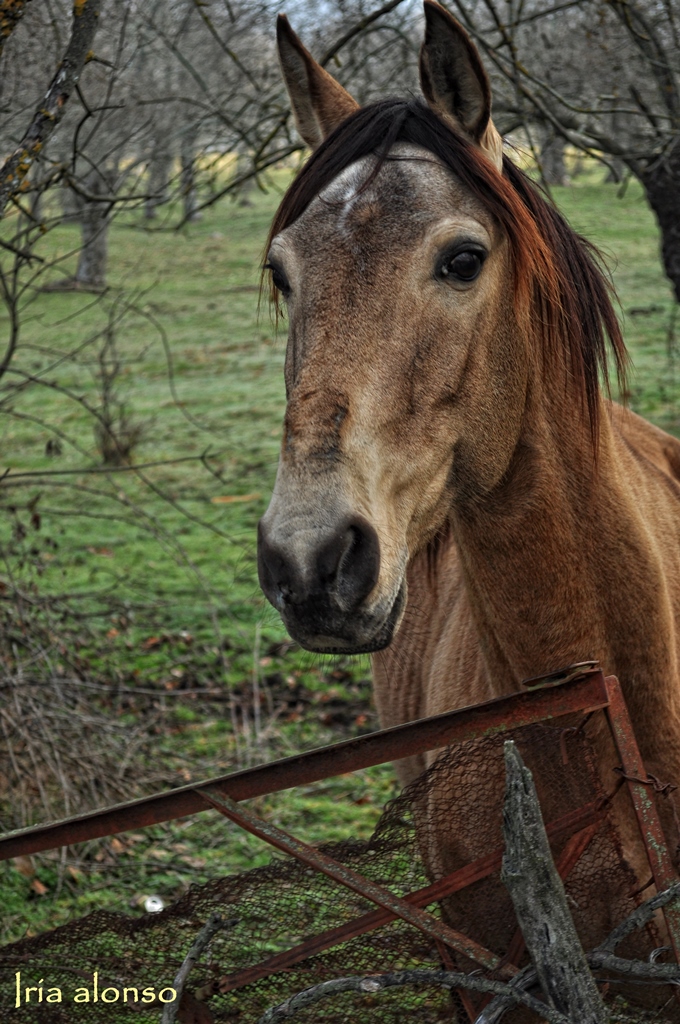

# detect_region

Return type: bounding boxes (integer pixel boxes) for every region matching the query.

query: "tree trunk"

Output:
[145,144,173,220]
[236,149,255,207]
[180,133,200,222]
[61,184,81,224]
[73,169,114,291]
[19,161,45,226]
[540,130,568,186]
[641,139,680,302]
[604,111,626,183]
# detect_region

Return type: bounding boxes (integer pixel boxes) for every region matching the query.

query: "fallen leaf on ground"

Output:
[142,635,164,649]
[210,493,260,504]
[13,856,34,878]
[180,855,207,869]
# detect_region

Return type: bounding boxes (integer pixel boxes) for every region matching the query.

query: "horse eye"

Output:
[265,262,290,296]
[438,249,485,283]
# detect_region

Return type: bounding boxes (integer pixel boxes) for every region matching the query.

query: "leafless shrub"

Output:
[92,307,148,466]
[0,510,171,831]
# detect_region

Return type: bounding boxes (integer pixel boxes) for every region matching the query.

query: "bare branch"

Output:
[510,0,585,27]
[607,0,680,124]
[501,741,607,1022]
[0,0,33,62]
[594,880,680,955]
[0,451,219,479]
[256,970,570,1024]
[478,881,680,1022]
[161,913,235,1024]
[589,950,680,981]
[320,0,408,67]
[0,0,100,217]
[191,0,260,89]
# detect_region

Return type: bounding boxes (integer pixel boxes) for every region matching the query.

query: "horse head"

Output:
[257,2,622,656]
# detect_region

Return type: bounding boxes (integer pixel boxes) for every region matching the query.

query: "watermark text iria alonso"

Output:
[14,971,177,1006]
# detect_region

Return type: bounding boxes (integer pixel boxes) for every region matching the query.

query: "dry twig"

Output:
[0,0,100,217]
[255,970,569,1024]
[161,913,236,1024]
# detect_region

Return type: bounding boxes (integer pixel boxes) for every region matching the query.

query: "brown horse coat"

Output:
[258,3,680,871]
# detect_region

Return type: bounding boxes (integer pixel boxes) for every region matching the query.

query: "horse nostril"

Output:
[317,517,380,612]
[258,515,381,618]
[258,521,301,609]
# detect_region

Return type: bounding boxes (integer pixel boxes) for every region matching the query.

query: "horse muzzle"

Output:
[257,512,404,654]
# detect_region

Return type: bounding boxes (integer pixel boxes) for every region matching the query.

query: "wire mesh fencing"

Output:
[1,714,677,1023]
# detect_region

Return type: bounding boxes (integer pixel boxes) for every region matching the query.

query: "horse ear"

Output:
[419,1,503,172]
[277,14,360,150]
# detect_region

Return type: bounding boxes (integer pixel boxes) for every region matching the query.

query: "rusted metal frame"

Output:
[603,675,680,962]
[424,936,481,1024]
[432,938,478,1021]
[0,670,610,861]
[216,796,608,995]
[199,786,515,977]
[556,818,609,877]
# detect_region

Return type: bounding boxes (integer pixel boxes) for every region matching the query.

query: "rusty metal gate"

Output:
[1,665,679,1022]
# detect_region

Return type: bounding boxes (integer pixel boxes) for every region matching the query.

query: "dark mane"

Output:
[266,98,627,441]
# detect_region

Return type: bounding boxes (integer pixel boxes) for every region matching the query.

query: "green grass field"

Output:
[0,159,677,961]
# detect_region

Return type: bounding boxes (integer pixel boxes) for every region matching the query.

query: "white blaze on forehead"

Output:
[315,150,438,239]
[318,159,376,235]
[320,160,370,204]
[315,144,493,227]
[268,158,377,258]
[318,143,443,201]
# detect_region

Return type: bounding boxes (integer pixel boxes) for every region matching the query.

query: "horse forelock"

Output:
[264,98,627,443]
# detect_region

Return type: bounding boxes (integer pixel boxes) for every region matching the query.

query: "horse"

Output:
[257,0,680,894]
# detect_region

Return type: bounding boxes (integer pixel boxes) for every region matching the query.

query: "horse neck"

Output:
[449,387,650,691]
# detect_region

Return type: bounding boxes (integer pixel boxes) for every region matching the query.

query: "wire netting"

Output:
[1,716,677,1022]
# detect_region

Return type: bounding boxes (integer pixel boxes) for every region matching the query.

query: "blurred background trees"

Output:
[3,1,679,299]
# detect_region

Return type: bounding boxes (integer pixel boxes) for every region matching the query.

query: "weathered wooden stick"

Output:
[476,883,680,1023]
[500,740,608,1023]
[589,950,680,980]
